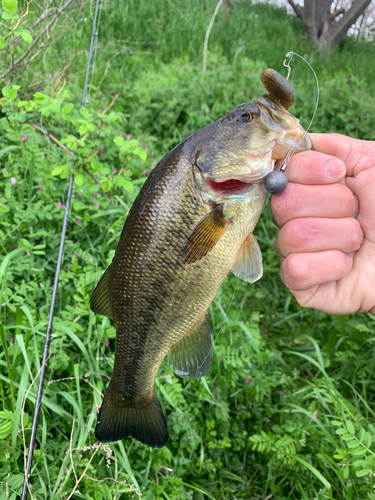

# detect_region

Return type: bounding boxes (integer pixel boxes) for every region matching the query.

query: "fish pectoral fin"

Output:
[231,233,263,284]
[90,265,113,320]
[167,315,212,379]
[95,384,169,448]
[181,205,229,264]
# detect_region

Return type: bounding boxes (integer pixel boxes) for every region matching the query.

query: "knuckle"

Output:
[281,219,306,250]
[346,219,363,250]
[282,254,310,288]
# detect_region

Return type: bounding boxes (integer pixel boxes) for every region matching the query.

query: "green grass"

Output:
[1,0,375,499]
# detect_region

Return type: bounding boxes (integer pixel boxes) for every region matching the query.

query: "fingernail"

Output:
[325,159,345,179]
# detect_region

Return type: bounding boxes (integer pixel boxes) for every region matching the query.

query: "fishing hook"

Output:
[283,52,292,81]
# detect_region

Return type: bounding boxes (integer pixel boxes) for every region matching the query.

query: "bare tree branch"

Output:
[0,0,75,80]
[331,7,345,20]
[287,0,303,19]
[328,0,373,44]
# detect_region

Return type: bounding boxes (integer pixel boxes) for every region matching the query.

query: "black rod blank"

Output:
[21,1,101,498]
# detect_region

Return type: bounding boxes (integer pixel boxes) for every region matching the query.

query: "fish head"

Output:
[192,71,311,200]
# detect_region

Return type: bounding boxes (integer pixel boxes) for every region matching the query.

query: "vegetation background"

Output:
[1,0,375,498]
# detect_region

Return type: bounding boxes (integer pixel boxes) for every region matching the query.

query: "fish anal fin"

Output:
[90,266,113,320]
[181,206,229,264]
[95,384,169,448]
[231,233,263,284]
[167,315,212,379]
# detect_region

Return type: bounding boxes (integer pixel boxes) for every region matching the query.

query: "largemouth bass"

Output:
[91,69,311,448]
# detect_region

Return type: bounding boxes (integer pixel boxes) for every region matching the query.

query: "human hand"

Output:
[271,133,375,315]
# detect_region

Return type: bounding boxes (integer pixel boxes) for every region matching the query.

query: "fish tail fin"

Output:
[95,384,169,448]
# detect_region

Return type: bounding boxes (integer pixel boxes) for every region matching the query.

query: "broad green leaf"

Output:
[2,0,17,14]
[62,103,74,114]
[335,428,346,435]
[347,441,360,449]
[356,469,371,477]
[341,434,355,441]
[113,136,124,146]
[123,180,134,192]
[20,30,32,44]
[353,459,365,467]
[359,428,366,442]
[342,465,349,480]
[2,11,14,19]
[346,420,355,435]
[352,448,367,457]
[365,431,372,448]
[331,420,342,426]
[75,173,84,187]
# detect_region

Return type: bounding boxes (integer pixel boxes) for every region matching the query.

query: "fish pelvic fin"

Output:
[167,314,212,379]
[90,265,113,320]
[231,233,263,284]
[181,205,229,264]
[95,385,169,448]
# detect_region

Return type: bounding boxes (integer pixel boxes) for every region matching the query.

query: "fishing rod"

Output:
[21,1,101,497]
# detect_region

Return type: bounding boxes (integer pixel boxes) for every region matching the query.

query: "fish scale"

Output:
[91,69,312,448]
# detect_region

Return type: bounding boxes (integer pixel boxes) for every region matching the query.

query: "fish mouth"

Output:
[205,177,252,198]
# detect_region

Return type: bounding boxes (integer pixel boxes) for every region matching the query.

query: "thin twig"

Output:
[65,444,101,500]
[202,0,223,78]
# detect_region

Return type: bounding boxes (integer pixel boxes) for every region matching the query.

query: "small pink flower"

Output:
[57,202,63,208]
[1,303,5,307]
[0,201,5,205]
[100,154,104,159]
[13,244,18,248]
[206,108,210,113]
[245,378,250,384]
[34,442,37,450]
[172,111,175,115]
[93,193,98,198]
[113,169,118,174]
[76,253,81,258]
[121,132,125,137]
[222,64,227,68]
[100,145,104,150]
[313,414,318,419]
[77,220,81,225]
[98,109,102,113]
[36,185,42,190]
[105,338,110,346]
[99,91,103,96]
[95,203,99,209]
[145,146,150,152]
[267,397,271,402]
[27,252,30,257]
[2,168,7,174]
[127,134,132,140]
[278,391,284,396]
[89,257,93,263]
[143,170,148,176]
[11,177,17,185]
[220,304,224,309]
[22,134,28,142]
[265,418,270,423]
[241,91,244,95]
[219,358,222,363]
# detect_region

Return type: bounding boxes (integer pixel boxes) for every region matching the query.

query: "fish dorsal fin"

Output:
[181,206,229,264]
[167,315,212,379]
[231,233,263,284]
[90,265,113,320]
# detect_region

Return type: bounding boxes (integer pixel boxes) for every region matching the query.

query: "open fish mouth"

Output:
[206,177,253,197]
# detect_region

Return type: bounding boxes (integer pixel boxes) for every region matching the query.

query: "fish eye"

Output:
[235,110,251,123]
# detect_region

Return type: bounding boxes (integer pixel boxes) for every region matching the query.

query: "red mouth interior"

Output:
[208,179,247,191]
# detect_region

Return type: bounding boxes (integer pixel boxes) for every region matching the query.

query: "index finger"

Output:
[309,133,375,177]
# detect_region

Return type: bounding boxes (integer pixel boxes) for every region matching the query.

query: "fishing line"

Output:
[279,51,320,173]
[21,1,102,498]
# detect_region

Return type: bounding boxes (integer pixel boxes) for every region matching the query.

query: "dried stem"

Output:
[202,0,223,78]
